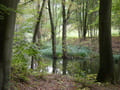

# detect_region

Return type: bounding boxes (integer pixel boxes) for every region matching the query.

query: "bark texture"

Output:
[48,0,57,73]
[97,0,114,83]
[62,0,73,75]
[0,0,18,89]
[83,1,88,40]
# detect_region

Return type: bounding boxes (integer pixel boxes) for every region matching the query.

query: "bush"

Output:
[11,63,30,83]
[11,40,41,83]
[40,44,92,59]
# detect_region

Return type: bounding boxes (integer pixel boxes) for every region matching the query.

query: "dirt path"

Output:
[15,74,80,90]
[11,74,120,90]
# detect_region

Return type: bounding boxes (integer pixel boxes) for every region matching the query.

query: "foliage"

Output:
[0,4,15,14]
[35,59,52,73]
[112,0,120,36]
[113,54,120,64]
[11,63,30,83]
[68,46,92,57]
[11,39,41,82]
[0,4,21,20]
[39,42,92,59]
[67,61,87,77]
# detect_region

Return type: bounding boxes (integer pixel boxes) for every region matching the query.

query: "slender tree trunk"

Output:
[119,27,120,37]
[80,3,83,40]
[90,26,93,39]
[48,0,57,73]
[82,0,85,36]
[31,0,46,69]
[32,0,46,43]
[54,1,59,31]
[97,0,114,83]
[76,1,81,42]
[62,0,67,75]
[0,0,18,89]
[78,28,81,41]
[62,0,73,75]
[37,0,42,44]
[88,29,90,38]
[93,27,95,37]
[83,1,88,40]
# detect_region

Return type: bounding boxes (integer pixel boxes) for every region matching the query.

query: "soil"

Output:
[11,74,120,90]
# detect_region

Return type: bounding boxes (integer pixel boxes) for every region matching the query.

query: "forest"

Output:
[0,0,120,90]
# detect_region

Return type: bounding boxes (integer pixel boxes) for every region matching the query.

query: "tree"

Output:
[97,0,114,83]
[0,0,19,89]
[48,0,57,73]
[31,0,46,69]
[62,0,73,75]
[82,0,88,40]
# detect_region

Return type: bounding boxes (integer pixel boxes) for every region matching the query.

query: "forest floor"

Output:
[67,36,120,54]
[11,36,120,90]
[11,74,120,90]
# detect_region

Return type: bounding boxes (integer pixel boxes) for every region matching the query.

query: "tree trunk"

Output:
[90,26,93,39]
[62,0,73,75]
[76,1,81,42]
[62,0,67,75]
[48,0,57,73]
[97,0,114,83]
[119,27,120,37]
[83,1,88,40]
[31,0,46,69]
[0,0,18,89]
